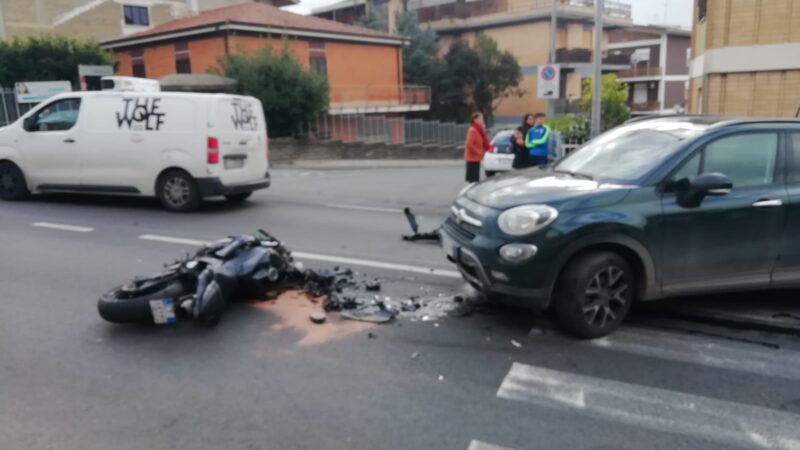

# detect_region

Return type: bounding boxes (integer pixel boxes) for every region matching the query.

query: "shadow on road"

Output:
[30,193,262,214]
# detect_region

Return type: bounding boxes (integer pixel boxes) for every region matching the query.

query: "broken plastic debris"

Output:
[367,332,377,339]
[365,280,381,292]
[433,323,440,328]
[411,352,419,359]
[341,305,395,323]
[511,340,522,348]
[309,311,327,324]
[438,375,444,381]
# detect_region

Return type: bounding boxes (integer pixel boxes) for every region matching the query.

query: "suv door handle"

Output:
[64,138,75,143]
[752,199,783,207]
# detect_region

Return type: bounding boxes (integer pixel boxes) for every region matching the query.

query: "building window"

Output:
[309,41,327,78]
[123,5,149,26]
[175,42,191,74]
[697,0,707,22]
[131,49,146,78]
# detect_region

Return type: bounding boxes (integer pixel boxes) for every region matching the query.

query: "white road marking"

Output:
[467,440,516,450]
[139,234,208,246]
[292,251,461,278]
[498,362,800,450]
[325,203,403,214]
[138,234,461,279]
[586,327,800,381]
[32,222,94,233]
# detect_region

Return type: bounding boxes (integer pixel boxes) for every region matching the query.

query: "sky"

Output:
[287,0,694,29]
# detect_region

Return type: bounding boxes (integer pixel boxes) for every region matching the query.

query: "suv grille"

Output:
[444,217,477,241]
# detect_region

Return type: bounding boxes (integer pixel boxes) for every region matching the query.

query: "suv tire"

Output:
[554,251,634,339]
[157,170,200,212]
[0,162,30,201]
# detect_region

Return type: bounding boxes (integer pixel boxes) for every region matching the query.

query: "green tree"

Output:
[430,34,522,124]
[395,11,440,86]
[221,45,329,137]
[580,73,630,131]
[0,35,114,87]
[359,4,386,31]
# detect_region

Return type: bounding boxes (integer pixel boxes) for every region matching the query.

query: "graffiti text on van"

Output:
[231,101,258,131]
[116,98,166,131]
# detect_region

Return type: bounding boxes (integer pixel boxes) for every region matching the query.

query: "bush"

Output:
[221,45,329,137]
[0,35,114,87]
[580,73,630,131]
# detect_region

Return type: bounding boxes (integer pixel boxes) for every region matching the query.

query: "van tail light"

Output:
[207,137,220,164]
[489,146,497,153]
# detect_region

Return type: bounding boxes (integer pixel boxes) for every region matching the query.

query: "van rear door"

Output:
[208,96,267,185]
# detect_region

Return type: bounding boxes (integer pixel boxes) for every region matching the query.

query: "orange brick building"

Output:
[101,2,430,134]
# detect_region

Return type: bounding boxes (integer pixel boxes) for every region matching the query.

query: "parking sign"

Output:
[537,64,560,99]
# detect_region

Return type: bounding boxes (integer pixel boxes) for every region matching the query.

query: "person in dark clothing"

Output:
[512,114,535,169]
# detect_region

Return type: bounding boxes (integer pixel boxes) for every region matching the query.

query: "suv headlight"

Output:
[497,205,559,236]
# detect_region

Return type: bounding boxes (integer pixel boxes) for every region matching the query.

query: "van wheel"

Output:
[157,171,200,212]
[0,162,30,201]
[225,192,252,203]
[553,251,634,339]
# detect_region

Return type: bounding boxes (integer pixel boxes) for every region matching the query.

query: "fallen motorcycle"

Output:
[98,230,295,325]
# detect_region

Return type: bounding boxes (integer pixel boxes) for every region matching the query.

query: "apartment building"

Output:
[314,0,633,124]
[0,0,295,42]
[689,0,800,117]
[608,25,690,115]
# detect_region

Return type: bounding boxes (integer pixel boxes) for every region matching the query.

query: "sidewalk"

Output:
[640,292,800,335]
[272,159,462,170]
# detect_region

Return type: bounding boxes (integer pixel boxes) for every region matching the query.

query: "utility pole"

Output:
[591,0,603,137]
[547,0,558,116]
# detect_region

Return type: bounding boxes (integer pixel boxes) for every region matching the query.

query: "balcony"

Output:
[629,101,661,112]
[617,66,662,79]
[555,48,633,66]
[328,85,431,115]
[418,0,632,31]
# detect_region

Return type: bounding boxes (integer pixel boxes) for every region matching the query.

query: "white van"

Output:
[0,91,270,211]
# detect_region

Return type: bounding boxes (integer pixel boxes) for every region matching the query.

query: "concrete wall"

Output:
[665,34,690,76]
[703,70,800,117]
[269,138,462,163]
[705,0,800,49]
[664,80,687,109]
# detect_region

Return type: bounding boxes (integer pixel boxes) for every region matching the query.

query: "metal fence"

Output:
[0,88,34,127]
[311,113,588,157]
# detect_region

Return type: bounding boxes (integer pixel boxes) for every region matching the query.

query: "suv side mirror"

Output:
[676,173,732,208]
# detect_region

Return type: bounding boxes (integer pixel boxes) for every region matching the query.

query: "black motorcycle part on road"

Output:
[98,280,188,324]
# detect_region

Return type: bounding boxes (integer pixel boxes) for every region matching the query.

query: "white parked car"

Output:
[0,91,270,211]
[482,129,515,176]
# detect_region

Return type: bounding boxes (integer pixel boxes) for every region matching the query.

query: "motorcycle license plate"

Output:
[150,299,176,324]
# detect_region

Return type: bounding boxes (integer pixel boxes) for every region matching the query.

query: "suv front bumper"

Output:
[441,219,551,310]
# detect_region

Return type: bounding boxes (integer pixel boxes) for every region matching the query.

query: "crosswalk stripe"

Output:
[585,327,800,381]
[467,440,516,450]
[498,362,800,450]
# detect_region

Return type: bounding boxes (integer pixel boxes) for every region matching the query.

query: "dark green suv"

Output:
[441,116,800,338]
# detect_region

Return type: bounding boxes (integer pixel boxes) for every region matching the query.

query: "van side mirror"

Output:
[22,117,34,131]
[676,173,733,208]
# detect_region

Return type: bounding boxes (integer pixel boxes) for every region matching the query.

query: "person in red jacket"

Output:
[464,112,491,183]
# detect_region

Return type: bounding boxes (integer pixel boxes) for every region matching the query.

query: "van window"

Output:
[82,96,196,133]
[28,98,81,132]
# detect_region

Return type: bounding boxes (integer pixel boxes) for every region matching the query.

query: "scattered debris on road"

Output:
[309,311,327,324]
[511,340,522,348]
[401,208,440,242]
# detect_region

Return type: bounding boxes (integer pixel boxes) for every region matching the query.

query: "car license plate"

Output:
[149,299,176,324]
[224,157,245,169]
[441,231,457,259]
[498,157,513,169]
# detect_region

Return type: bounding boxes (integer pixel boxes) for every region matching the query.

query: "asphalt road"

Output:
[2,163,800,450]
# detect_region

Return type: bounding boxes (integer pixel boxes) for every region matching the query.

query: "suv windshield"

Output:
[555,121,707,183]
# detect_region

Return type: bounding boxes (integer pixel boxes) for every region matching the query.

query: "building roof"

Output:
[621,24,692,37]
[101,3,403,48]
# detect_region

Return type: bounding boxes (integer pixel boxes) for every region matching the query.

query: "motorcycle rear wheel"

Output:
[98,279,188,324]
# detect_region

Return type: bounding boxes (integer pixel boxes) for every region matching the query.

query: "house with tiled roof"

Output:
[100,2,431,128]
